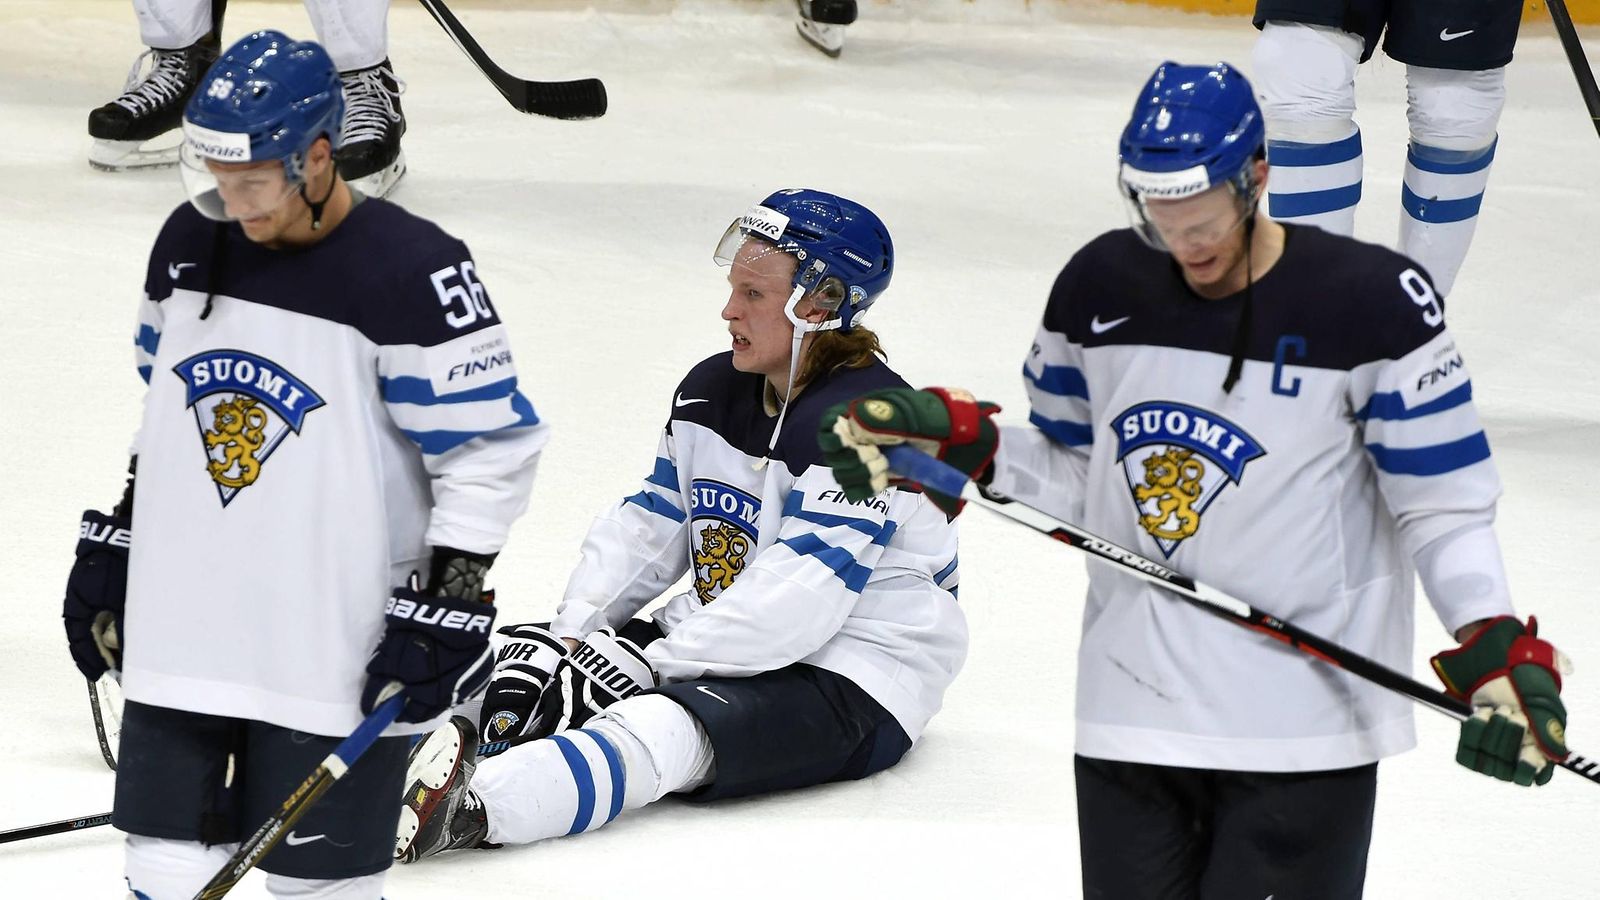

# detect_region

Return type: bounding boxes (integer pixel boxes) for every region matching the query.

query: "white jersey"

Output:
[550,353,968,741]
[992,225,1514,772]
[121,198,549,737]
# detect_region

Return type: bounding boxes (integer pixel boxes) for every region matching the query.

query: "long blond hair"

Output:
[795,325,885,392]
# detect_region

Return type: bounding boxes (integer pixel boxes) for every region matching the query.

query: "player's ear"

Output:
[307,135,334,178]
[1252,156,1270,196]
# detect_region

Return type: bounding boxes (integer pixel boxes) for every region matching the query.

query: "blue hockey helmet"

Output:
[179,30,344,221]
[1118,62,1265,248]
[714,188,893,333]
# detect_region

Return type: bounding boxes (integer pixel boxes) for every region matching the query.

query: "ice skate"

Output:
[395,716,490,862]
[796,0,857,58]
[87,36,219,171]
[337,59,407,197]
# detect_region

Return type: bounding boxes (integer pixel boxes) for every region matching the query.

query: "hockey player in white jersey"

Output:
[1251,0,1523,297]
[60,31,547,899]
[819,63,1572,897]
[89,0,407,196]
[392,189,968,862]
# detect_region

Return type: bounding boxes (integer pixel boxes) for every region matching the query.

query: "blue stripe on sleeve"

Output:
[934,555,959,586]
[780,491,886,537]
[646,456,679,491]
[777,533,872,593]
[578,729,627,824]
[135,325,160,356]
[623,490,687,523]
[137,365,152,384]
[1266,133,1363,167]
[1367,432,1491,476]
[1268,183,1364,219]
[401,392,540,455]
[1400,184,1484,224]
[1355,383,1472,422]
[550,735,596,835]
[380,374,518,406]
[1024,363,1089,400]
[1029,410,1094,447]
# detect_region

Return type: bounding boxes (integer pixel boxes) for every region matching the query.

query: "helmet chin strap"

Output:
[754,285,844,470]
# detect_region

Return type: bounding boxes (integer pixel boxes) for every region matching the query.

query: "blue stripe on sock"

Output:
[550,734,596,835]
[579,729,627,823]
[1266,132,1363,167]
[1400,183,1484,224]
[1267,182,1363,219]
[1407,139,1496,175]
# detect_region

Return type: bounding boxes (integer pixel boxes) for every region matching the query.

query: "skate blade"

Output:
[796,20,845,58]
[349,151,407,199]
[88,137,180,172]
[395,722,466,859]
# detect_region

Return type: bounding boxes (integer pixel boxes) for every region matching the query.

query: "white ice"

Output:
[2,1,1598,897]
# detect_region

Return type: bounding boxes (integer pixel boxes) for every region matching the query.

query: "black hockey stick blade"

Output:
[87,676,118,772]
[417,0,607,120]
[0,812,112,845]
[884,445,1600,787]
[1547,0,1600,140]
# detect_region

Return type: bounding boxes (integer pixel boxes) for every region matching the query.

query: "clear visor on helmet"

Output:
[179,121,301,222]
[713,220,847,330]
[1120,162,1255,254]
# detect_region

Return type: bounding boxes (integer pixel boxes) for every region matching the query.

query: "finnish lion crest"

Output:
[173,350,325,507]
[1112,401,1265,557]
[205,395,270,488]
[694,521,750,603]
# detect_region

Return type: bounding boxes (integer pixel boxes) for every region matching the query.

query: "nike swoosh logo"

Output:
[675,393,709,408]
[167,262,196,280]
[695,685,730,704]
[1090,315,1131,334]
[1439,28,1474,41]
[283,832,325,846]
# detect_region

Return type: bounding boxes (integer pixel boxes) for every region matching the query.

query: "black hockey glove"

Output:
[567,627,657,726]
[363,559,498,724]
[62,510,132,681]
[479,623,569,743]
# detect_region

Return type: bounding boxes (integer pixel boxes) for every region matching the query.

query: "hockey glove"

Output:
[567,627,656,726]
[1431,616,1572,786]
[479,623,569,742]
[62,510,132,681]
[363,572,499,724]
[818,387,1001,516]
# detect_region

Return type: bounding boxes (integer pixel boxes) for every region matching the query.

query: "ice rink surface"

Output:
[2,0,1598,896]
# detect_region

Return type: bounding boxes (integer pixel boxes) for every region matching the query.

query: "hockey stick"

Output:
[0,719,514,849]
[882,446,1600,786]
[86,676,119,772]
[1547,0,1600,140]
[192,693,405,899]
[0,812,112,845]
[416,0,607,120]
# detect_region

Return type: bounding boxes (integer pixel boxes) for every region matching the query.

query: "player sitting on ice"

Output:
[394,188,969,862]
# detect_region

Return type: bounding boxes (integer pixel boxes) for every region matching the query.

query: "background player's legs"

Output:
[304,0,405,194]
[1397,66,1504,297]
[88,0,225,170]
[1383,0,1520,296]
[1075,755,1207,900]
[132,0,211,49]
[1252,21,1366,235]
[262,872,388,899]
[113,701,243,897]
[471,693,715,845]
[1198,764,1377,899]
[124,835,234,899]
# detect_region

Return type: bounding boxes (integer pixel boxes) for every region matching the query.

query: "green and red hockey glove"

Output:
[1431,615,1572,786]
[818,387,1001,516]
